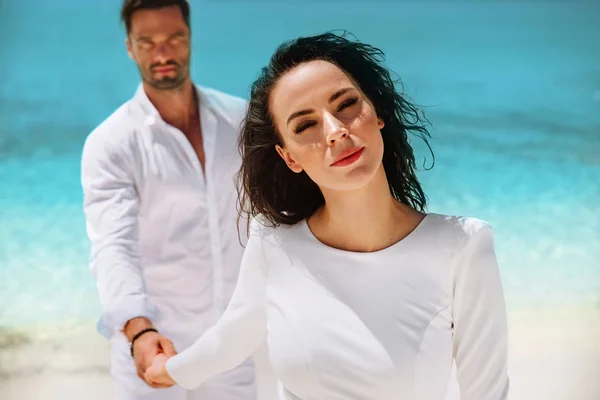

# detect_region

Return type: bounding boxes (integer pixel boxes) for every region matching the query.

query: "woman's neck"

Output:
[308,165,425,253]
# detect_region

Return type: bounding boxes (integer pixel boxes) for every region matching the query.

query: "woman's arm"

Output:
[452,222,510,400]
[146,220,269,390]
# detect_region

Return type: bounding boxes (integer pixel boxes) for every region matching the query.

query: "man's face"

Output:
[126,5,191,91]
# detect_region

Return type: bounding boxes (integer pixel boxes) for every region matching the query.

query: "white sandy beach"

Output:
[1,308,599,400]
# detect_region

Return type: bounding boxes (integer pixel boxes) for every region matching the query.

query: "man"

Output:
[80,1,256,398]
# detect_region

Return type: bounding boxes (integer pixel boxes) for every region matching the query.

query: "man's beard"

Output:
[141,64,188,90]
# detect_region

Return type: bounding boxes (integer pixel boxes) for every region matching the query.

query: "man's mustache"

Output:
[150,61,179,70]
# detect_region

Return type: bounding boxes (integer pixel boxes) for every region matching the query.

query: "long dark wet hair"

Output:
[236,31,434,228]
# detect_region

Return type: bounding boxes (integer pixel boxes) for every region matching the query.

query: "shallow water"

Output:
[1,1,599,329]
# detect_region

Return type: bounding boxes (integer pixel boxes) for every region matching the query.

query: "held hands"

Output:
[125,318,177,389]
[132,331,177,388]
[144,353,176,387]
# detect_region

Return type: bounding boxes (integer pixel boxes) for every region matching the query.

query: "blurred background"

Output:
[1,0,599,399]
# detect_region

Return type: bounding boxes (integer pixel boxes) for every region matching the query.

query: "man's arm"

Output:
[81,133,176,385]
[81,133,155,337]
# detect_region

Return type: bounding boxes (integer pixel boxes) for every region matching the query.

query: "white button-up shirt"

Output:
[81,84,248,344]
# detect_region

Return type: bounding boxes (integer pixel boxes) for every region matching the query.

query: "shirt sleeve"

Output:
[81,134,156,339]
[165,219,268,390]
[452,222,510,400]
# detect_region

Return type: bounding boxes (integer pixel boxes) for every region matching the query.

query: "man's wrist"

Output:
[124,317,154,342]
[129,328,159,357]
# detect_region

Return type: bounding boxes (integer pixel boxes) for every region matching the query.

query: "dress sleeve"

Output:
[165,219,268,389]
[452,222,510,400]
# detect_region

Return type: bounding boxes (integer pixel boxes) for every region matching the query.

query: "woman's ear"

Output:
[275,145,303,173]
[377,117,385,129]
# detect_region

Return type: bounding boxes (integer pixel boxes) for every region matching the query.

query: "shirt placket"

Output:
[200,106,225,317]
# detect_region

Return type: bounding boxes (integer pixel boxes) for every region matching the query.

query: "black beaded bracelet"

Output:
[129,328,158,357]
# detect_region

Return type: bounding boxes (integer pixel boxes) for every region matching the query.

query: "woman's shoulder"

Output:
[423,212,494,246]
[248,214,301,238]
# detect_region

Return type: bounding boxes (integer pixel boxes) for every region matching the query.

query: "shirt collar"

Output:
[133,83,211,127]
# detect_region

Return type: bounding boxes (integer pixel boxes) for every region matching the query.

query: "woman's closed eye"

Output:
[337,97,358,111]
[293,98,359,134]
[293,120,317,134]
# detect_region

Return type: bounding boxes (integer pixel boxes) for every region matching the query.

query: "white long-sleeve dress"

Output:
[166,213,510,400]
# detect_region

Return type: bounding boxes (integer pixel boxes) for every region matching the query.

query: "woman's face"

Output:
[270,60,385,192]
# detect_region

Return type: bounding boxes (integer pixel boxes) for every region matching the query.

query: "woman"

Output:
[144,32,510,400]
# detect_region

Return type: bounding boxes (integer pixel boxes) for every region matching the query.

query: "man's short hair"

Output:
[120,0,190,34]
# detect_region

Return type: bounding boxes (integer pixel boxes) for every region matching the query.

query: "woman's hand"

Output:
[144,353,176,388]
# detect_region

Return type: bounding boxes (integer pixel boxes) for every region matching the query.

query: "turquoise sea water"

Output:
[1,1,599,330]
